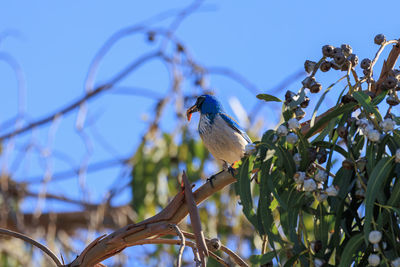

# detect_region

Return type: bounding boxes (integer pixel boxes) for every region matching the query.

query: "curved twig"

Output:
[130,238,229,267]
[0,51,160,142]
[0,228,62,266]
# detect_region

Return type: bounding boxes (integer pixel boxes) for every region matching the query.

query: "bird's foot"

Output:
[227,165,236,176]
[207,169,224,188]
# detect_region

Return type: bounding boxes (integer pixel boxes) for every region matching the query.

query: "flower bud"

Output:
[368,254,380,266]
[368,230,382,244]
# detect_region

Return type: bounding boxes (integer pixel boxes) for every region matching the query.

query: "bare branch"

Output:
[0,51,160,141]
[0,228,62,266]
[66,170,237,266]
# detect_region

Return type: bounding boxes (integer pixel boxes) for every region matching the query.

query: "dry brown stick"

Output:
[170,224,185,267]
[66,170,236,267]
[0,228,62,266]
[182,231,249,267]
[373,40,400,95]
[182,171,209,262]
[130,238,229,267]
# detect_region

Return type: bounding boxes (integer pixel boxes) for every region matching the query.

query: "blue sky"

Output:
[1,0,399,265]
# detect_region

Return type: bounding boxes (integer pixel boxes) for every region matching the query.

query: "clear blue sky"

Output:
[1,0,399,265]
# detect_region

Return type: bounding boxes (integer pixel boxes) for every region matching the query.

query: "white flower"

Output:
[293,172,306,184]
[314,171,328,182]
[303,179,317,192]
[392,257,400,267]
[396,149,400,163]
[288,118,300,129]
[316,192,328,202]
[368,129,380,142]
[286,133,299,144]
[244,143,256,155]
[325,185,338,196]
[293,153,301,165]
[362,124,374,136]
[368,254,380,266]
[368,230,382,244]
[314,258,324,267]
[380,118,395,132]
[277,125,288,136]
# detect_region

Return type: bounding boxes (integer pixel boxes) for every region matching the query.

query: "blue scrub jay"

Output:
[186,94,251,170]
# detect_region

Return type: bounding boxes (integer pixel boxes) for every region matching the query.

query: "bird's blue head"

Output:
[186,94,224,121]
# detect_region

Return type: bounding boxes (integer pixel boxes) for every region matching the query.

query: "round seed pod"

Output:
[300,96,310,108]
[365,91,376,99]
[341,94,356,104]
[334,53,346,65]
[302,77,316,88]
[308,147,317,162]
[374,34,386,45]
[348,54,359,67]
[304,60,317,74]
[322,45,335,57]
[386,95,399,106]
[342,159,354,170]
[210,238,221,250]
[333,47,342,56]
[337,126,348,138]
[176,43,185,52]
[320,60,332,72]
[310,82,322,93]
[317,149,327,164]
[361,58,372,69]
[147,31,155,42]
[341,44,353,56]
[285,90,296,102]
[383,76,398,89]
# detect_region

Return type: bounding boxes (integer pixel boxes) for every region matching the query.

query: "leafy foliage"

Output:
[236,39,400,265]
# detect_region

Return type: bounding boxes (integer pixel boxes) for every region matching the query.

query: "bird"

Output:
[186,94,251,171]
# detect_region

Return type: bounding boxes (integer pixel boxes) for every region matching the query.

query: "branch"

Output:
[2,205,135,234]
[0,228,62,266]
[0,51,160,141]
[66,170,237,267]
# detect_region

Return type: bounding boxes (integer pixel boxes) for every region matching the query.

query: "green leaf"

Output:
[364,157,395,242]
[236,157,259,230]
[353,91,382,121]
[371,90,388,105]
[305,102,357,138]
[249,251,276,265]
[257,93,282,102]
[338,233,364,267]
[312,141,348,158]
[297,132,310,171]
[266,171,288,210]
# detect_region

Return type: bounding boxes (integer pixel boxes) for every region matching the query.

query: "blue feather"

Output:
[219,113,251,143]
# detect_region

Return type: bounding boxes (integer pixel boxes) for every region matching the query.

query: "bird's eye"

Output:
[196,96,205,107]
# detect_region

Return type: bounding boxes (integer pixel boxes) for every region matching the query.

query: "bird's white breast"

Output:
[199,114,249,164]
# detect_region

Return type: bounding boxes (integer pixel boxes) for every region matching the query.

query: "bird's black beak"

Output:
[186,96,205,121]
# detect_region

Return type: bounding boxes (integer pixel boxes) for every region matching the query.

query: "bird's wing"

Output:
[219,113,251,143]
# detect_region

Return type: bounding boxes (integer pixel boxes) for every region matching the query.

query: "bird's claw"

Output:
[207,175,216,188]
[227,166,236,176]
